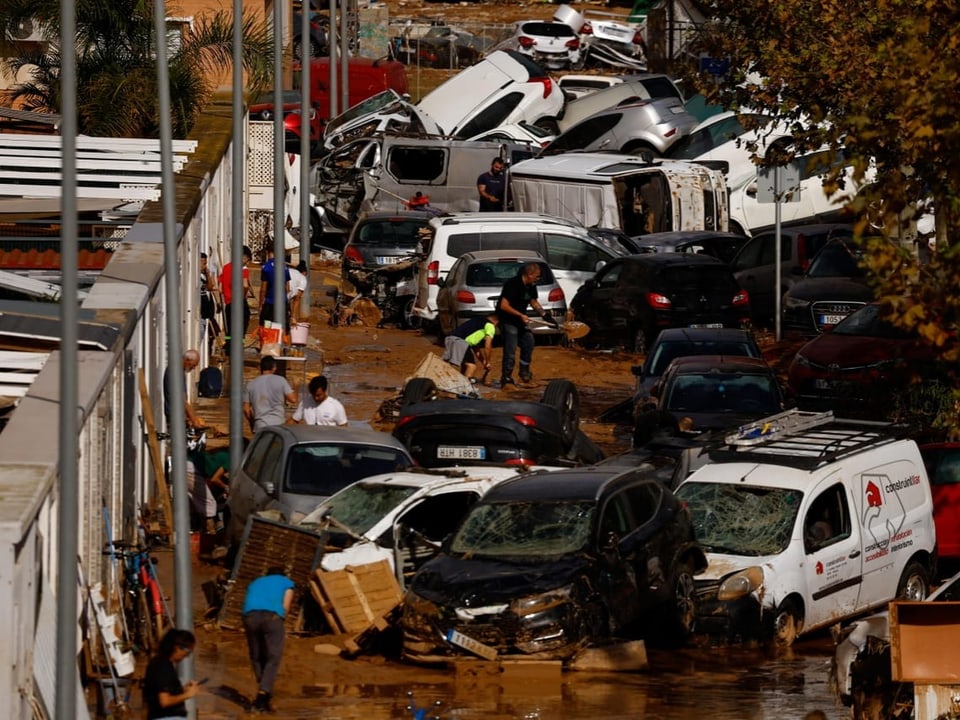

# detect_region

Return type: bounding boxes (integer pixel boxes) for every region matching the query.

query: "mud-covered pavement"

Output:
[113,258,846,720]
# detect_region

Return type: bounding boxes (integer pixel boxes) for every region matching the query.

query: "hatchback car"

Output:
[730,223,853,325]
[556,73,685,133]
[393,378,603,468]
[786,302,935,415]
[570,253,751,352]
[341,211,433,270]
[400,465,708,662]
[225,425,414,548]
[646,355,788,433]
[541,98,698,160]
[631,327,763,404]
[436,249,566,337]
[780,237,874,335]
[632,230,749,264]
[489,20,581,70]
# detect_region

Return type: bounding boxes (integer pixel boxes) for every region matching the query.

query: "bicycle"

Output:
[103,541,169,654]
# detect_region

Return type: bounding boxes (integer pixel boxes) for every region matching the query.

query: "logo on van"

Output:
[865,480,883,508]
[862,474,908,561]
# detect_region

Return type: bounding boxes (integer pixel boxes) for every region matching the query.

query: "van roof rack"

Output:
[709,409,907,470]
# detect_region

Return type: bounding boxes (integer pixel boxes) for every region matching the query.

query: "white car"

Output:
[466,121,555,148]
[298,465,558,588]
[487,20,582,70]
[557,73,625,100]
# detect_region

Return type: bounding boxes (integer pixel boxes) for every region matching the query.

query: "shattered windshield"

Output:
[449,501,594,558]
[676,482,802,556]
[303,482,419,536]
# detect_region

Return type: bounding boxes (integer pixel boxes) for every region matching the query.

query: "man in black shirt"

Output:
[476,157,506,211]
[496,263,552,386]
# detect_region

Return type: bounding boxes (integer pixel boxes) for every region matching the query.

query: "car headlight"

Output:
[718,566,764,601]
[510,585,573,617]
[782,295,811,310]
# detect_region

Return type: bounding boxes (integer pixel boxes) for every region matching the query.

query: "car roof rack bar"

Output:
[725,409,835,446]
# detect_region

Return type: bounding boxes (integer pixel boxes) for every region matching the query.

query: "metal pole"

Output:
[230,0,245,474]
[328,0,339,118]
[340,0,350,111]
[301,0,312,302]
[55,0,79,716]
[774,167,783,342]
[273,0,287,324]
[154,3,196,716]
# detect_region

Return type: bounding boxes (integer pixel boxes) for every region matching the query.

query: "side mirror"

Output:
[263,481,276,496]
[594,260,607,273]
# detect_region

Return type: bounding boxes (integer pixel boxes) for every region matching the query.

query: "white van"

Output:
[508,153,729,235]
[675,409,937,645]
[412,212,636,322]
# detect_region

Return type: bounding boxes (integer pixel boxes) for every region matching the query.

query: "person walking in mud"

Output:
[496,262,554,387]
[242,566,296,713]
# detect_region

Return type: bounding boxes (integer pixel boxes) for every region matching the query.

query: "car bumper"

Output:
[694,581,767,640]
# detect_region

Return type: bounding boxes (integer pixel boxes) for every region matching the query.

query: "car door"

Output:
[799,482,862,629]
[541,230,613,303]
[230,430,285,534]
[437,257,465,334]
[732,231,787,319]
[572,259,624,337]
[596,490,642,631]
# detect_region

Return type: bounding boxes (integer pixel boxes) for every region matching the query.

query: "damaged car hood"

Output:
[413,554,590,606]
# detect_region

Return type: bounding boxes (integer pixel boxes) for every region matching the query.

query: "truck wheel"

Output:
[896,561,929,601]
[401,378,437,407]
[542,379,579,446]
[772,598,803,647]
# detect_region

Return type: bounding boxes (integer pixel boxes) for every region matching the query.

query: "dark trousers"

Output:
[242,610,286,694]
[224,302,251,341]
[501,322,534,379]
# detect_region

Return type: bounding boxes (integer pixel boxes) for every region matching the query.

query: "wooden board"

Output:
[137,368,173,536]
[310,560,402,652]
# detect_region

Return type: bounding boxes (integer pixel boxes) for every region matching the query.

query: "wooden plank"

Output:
[137,368,173,537]
[312,560,403,639]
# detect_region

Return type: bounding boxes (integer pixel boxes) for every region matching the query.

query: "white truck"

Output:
[507,153,729,236]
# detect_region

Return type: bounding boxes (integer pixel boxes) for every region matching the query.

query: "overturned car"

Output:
[400,465,707,663]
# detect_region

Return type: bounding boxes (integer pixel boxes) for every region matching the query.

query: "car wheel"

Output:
[401,297,422,330]
[622,142,655,163]
[664,561,697,643]
[541,379,579,446]
[896,560,929,601]
[401,377,437,407]
[772,598,803,647]
[534,117,560,135]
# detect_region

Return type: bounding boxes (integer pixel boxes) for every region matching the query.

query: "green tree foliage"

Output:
[686,0,960,434]
[0,0,273,137]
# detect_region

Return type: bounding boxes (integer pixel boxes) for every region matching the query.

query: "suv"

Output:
[675,409,937,645]
[730,223,853,325]
[570,253,751,352]
[491,20,582,70]
[400,465,708,662]
[414,212,635,323]
[540,98,699,161]
[556,73,685,133]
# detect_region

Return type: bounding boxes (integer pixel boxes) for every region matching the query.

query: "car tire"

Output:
[772,598,803,647]
[401,297,422,330]
[896,560,929,601]
[663,560,697,644]
[534,117,560,135]
[622,142,655,164]
[401,377,437,407]
[542,379,579,447]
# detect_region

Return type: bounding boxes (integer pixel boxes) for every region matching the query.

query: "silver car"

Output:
[225,425,414,548]
[436,249,567,337]
[541,97,699,161]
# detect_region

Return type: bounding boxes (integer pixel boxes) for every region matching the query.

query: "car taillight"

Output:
[565,37,580,50]
[345,245,364,264]
[632,30,644,45]
[518,36,536,49]
[581,22,593,35]
[797,235,809,271]
[645,292,671,309]
[512,414,537,427]
[530,76,552,99]
[733,289,750,306]
[664,127,677,138]
[395,415,414,429]
[547,287,565,302]
[427,260,439,285]
[505,457,536,466]
[455,290,476,303]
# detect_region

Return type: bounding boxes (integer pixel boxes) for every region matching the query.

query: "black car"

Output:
[633,230,750,265]
[341,211,435,270]
[571,253,751,352]
[392,379,603,468]
[780,237,874,335]
[400,465,708,663]
[645,355,789,433]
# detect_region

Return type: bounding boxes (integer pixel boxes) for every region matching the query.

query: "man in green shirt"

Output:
[442,313,499,384]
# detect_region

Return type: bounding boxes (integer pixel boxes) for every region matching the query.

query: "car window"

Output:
[450,500,595,557]
[285,443,411,496]
[805,241,864,278]
[803,484,851,553]
[659,265,739,294]
[731,235,763,271]
[521,21,576,37]
[599,493,632,538]
[625,483,661,527]
[321,482,420,536]
[467,260,554,286]
[259,434,285,490]
[831,303,913,338]
[664,371,779,414]
[543,113,622,155]
[454,91,526,139]
[241,432,279,485]
[356,219,429,247]
[394,491,482,544]
[747,233,792,266]
[638,76,683,101]
[595,262,624,288]
[386,146,447,182]
[446,232,540,257]
[542,232,606,272]
[647,339,760,376]
[666,114,747,159]
[929,449,960,487]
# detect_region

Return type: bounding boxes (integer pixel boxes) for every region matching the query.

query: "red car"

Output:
[921,443,960,559]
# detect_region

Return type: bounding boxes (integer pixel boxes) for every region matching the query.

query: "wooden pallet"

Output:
[310,560,402,654]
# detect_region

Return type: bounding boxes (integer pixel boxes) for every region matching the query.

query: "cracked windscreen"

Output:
[300,482,419,536]
[450,501,594,558]
[676,482,802,556]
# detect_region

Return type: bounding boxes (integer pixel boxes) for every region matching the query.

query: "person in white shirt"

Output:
[286,258,308,323]
[291,375,348,426]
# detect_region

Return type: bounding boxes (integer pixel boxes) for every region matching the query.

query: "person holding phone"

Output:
[142,629,201,719]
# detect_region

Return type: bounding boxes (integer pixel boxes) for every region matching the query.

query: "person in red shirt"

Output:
[220,245,253,355]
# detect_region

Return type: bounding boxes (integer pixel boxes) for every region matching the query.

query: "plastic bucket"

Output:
[291,322,310,345]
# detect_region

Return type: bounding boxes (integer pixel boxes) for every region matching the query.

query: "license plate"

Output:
[813,379,834,390]
[689,323,723,329]
[376,256,401,265]
[819,314,845,326]
[437,446,486,460]
[446,629,498,660]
